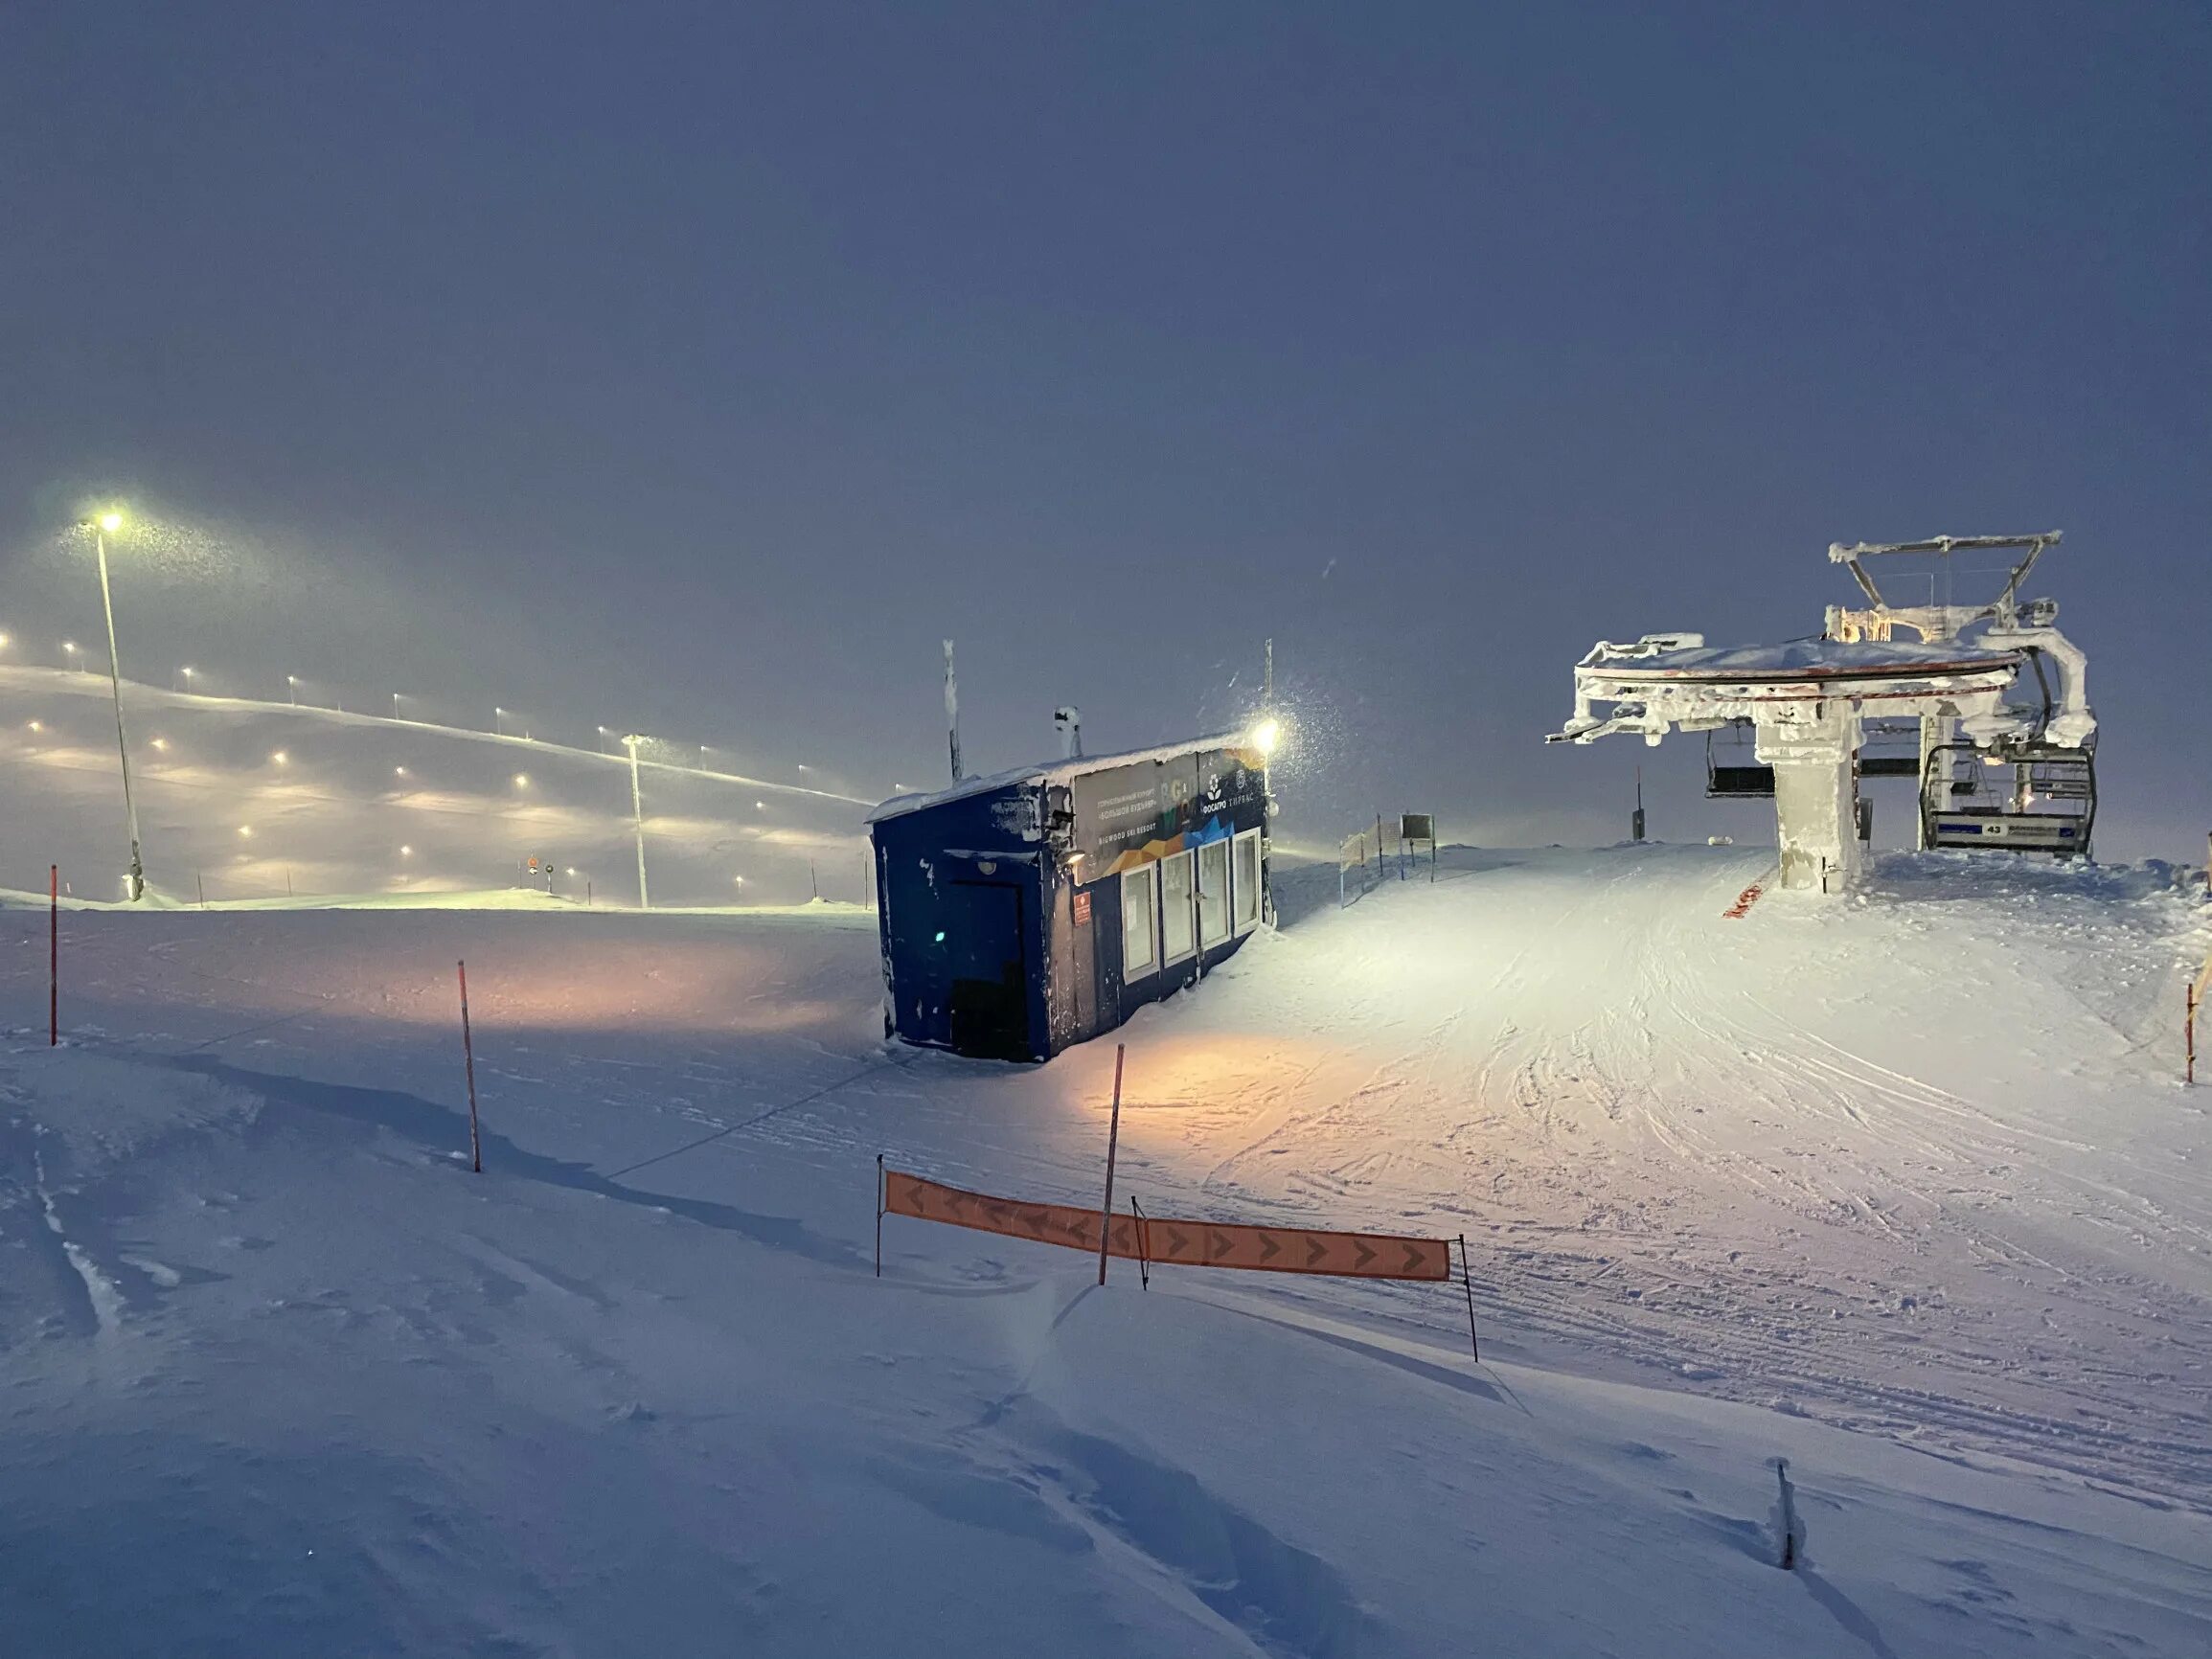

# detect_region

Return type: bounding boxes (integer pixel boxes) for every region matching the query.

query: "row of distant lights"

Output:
[22,722,779,817]
[21,719,762,882]
[8,637,839,791]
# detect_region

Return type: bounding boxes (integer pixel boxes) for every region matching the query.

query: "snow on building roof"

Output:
[866,732,1248,825]
[1592,638,2022,683]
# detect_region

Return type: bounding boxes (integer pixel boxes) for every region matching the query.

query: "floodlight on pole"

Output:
[80,511,146,900]
[623,735,650,910]
[286,674,299,706]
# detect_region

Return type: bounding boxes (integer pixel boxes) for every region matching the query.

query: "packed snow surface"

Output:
[3,844,2207,1655]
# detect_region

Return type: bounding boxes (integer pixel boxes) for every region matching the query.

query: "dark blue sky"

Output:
[3,3,2205,853]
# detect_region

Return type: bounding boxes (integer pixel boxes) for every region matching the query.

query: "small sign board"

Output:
[1073,889,1092,924]
[1398,811,1439,884]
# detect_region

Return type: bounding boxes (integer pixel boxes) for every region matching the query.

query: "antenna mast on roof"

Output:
[944,640,962,783]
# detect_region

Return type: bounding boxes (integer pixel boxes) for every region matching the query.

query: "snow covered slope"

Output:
[2,845,2207,1654]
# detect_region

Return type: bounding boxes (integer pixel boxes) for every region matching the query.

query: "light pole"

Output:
[494,706,507,738]
[286,674,299,706]
[84,511,146,900]
[623,734,650,910]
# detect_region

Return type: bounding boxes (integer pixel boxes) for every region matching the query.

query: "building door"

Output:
[1197,838,1230,949]
[942,880,1030,1059]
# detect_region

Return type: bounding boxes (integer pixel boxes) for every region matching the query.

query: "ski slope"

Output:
[0,662,874,908]
[2,844,2207,1654]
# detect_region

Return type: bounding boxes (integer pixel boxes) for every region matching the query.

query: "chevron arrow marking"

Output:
[878,1170,1449,1282]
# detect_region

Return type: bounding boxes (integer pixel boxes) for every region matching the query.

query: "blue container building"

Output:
[867,734,1272,1061]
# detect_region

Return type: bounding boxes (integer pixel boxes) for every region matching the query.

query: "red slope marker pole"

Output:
[458,961,483,1173]
[49,864,59,1046]
[1458,1234,1480,1361]
[1096,1043,1126,1286]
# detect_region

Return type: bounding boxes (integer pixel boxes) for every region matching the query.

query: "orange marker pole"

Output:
[1096,1043,1126,1286]
[458,961,482,1172]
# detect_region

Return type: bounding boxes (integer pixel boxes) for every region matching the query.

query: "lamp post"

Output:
[84,511,146,900]
[286,674,299,706]
[623,734,650,910]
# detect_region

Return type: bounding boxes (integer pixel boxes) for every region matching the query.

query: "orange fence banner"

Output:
[882,1169,1450,1283]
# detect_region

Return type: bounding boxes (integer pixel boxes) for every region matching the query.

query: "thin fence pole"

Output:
[1095,1043,1127,1285]
[458,961,483,1173]
[1130,1194,1150,1291]
[2189,981,2198,1086]
[49,865,58,1047]
[1457,1234,1479,1361]
[876,1152,885,1277]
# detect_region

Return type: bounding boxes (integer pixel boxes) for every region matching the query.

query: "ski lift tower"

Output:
[1547,531,2097,896]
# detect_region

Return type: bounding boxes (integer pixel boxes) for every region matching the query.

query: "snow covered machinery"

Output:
[1828,533,2096,860]
[1548,531,2097,895]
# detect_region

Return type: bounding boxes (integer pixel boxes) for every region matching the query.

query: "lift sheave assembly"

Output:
[1550,532,2097,896]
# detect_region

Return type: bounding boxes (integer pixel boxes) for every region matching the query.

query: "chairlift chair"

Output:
[1704,721,1774,799]
[1919,739,2095,859]
[1856,718,1923,781]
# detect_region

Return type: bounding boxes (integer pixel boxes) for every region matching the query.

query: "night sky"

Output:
[4,4,2205,855]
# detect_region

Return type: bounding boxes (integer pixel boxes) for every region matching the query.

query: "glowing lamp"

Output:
[1251,717,1282,757]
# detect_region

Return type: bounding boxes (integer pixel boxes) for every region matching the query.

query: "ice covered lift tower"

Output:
[1548,533,2095,896]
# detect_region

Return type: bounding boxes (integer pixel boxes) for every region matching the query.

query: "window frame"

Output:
[1231,827,1263,935]
[1120,865,1158,980]
[1157,848,1197,965]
